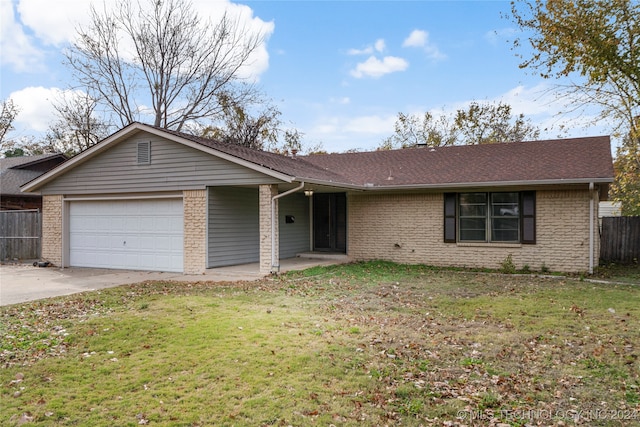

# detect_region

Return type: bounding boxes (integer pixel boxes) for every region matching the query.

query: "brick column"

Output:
[259,185,278,275]
[183,190,207,275]
[42,195,63,266]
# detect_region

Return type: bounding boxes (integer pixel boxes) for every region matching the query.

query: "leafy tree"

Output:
[2,136,56,157]
[65,0,266,131]
[610,129,640,215]
[0,99,19,146]
[380,111,458,149]
[510,0,639,213]
[380,101,540,149]
[199,96,281,150]
[454,102,540,144]
[196,98,323,155]
[3,148,25,158]
[510,0,639,137]
[45,92,112,155]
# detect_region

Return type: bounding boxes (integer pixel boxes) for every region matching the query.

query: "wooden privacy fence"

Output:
[600,216,640,264]
[0,209,41,261]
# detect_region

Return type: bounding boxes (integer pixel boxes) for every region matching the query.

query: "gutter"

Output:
[271,181,305,273]
[589,182,595,274]
[290,177,614,193]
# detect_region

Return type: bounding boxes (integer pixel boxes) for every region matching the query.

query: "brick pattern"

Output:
[42,195,63,266]
[348,189,599,273]
[259,185,278,274]
[183,190,207,274]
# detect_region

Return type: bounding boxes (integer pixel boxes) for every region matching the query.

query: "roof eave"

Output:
[357,177,615,191]
[292,177,614,191]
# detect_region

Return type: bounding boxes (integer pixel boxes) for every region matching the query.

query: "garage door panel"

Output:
[69,199,183,272]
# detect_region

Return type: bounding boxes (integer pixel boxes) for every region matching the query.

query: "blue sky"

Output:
[1,0,610,153]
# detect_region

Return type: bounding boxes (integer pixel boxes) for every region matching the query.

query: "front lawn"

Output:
[1,261,639,426]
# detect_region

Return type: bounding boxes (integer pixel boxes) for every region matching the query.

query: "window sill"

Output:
[457,242,522,249]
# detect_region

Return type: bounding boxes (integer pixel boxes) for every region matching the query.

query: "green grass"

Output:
[593,262,640,284]
[1,261,639,426]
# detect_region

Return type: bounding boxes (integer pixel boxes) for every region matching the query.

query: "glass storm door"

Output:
[313,193,346,252]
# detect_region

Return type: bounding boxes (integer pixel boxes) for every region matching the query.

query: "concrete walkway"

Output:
[0,255,350,306]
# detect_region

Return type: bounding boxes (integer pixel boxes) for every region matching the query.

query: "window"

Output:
[444,191,535,244]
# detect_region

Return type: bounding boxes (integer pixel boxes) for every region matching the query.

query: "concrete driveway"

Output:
[0,255,347,306]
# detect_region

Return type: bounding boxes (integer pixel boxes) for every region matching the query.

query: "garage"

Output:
[68,199,183,272]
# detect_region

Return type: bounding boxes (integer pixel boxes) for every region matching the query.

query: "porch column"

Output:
[42,195,63,266]
[183,189,207,275]
[259,184,279,275]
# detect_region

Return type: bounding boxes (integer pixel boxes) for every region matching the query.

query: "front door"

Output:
[313,193,346,252]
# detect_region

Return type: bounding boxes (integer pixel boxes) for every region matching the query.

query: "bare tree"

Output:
[45,92,113,155]
[65,0,266,131]
[0,99,20,146]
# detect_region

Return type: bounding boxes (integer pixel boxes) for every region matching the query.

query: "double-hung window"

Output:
[444,191,535,244]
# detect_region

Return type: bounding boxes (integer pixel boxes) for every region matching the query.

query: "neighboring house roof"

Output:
[21,122,614,193]
[1,154,67,196]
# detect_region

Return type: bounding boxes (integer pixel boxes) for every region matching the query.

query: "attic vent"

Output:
[137,141,151,164]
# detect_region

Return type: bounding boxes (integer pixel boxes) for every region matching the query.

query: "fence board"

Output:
[0,210,41,260]
[600,216,640,264]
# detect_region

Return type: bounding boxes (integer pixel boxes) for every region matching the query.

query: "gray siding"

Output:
[40,133,280,195]
[279,194,311,258]
[208,187,259,267]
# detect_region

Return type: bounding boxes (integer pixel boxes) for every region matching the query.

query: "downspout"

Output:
[271,181,305,273]
[589,182,595,274]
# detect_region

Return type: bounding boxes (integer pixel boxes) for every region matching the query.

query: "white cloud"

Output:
[348,46,374,55]
[9,86,65,132]
[348,38,385,56]
[0,0,44,72]
[17,0,93,46]
[403,29,427,48]
[343,114,396,134]
[308,113,397,152]
[402,29,446,61]
[350,55,408,78]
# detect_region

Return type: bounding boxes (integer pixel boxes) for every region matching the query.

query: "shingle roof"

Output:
[21,124,615,193]
[1,154,67,196]
[164,129,613,187]
[162,128,614,187]
[300,136,614,187]
[157,126,350,184]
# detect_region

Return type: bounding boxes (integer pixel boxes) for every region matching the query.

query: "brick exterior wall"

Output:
[259,185,278,275]
[42,195,63,266]
[348,189,599,273]
[183,190,207,274]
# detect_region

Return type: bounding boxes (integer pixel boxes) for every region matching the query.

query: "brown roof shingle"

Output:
[23,124,614,193]
[299,136,614,187]
[140,127,616,188]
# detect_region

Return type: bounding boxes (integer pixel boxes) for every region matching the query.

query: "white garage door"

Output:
[69,199,183,272]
